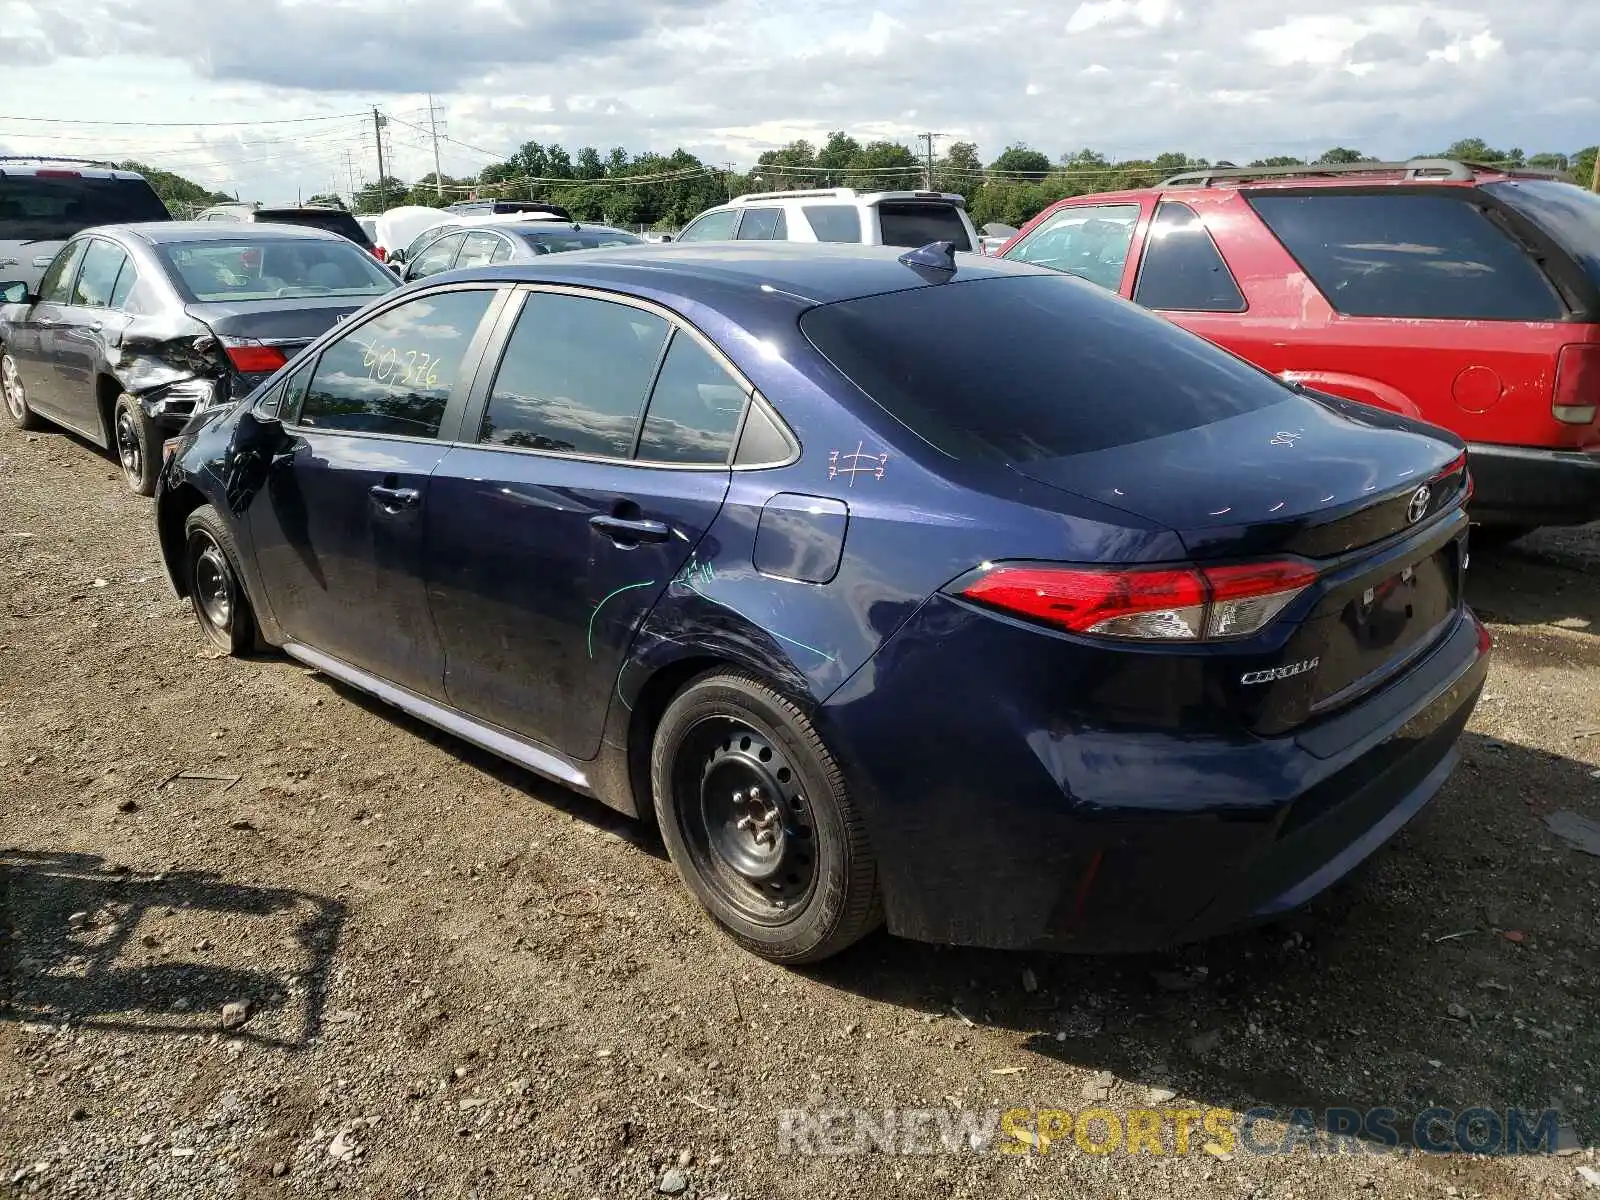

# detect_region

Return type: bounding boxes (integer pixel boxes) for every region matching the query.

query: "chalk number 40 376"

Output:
[361,343,441,388]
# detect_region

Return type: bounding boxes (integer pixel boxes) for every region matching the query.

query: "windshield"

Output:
[1482,179,1600,291]
[800,274,1292,460]
[0,175,170,241]
[511,227,643,253]
[157,237,398,302]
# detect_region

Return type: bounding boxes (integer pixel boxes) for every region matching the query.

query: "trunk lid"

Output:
[1011,391,1471,730]
[186,296,364,392]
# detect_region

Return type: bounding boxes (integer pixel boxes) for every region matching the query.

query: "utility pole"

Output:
[919,132,946,190]
[1591,149,1600,194]
[345,151,358,208]
[724,162,735,201]
[426,94,447,198]
[372,107,389,210]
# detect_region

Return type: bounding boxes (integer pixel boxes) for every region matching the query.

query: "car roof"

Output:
[254,205,356,216]
[429,240,1050,305]
[106,221,351,244]
[728,187,968,208]
[0,157,147,180]
[504,222,632,238]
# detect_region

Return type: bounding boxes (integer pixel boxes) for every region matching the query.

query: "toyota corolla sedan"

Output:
[1,222,397,494]
[153,242,1489,964]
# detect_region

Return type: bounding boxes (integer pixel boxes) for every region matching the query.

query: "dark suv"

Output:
[999,159,1600,537]
[195,203,379,257]
[0,158,170,292]
[445,200,572,219]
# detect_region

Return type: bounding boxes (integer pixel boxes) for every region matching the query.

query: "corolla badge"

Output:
[1270,430,1302,447]
[1406,484,1432,524]
[1240,657,1319,685]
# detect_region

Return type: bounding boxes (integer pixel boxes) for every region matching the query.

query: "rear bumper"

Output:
[1466,442,1600,528]
[819,603,1489,953]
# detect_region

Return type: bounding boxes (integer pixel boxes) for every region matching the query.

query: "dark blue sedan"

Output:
[153,242,1489,963]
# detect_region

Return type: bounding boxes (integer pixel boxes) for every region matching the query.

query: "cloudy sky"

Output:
[0,0,1594,203]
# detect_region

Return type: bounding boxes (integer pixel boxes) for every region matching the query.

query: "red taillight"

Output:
[1552,343,1600,425]
[35,169,82,178]
[957,559,1319,642]
[373,245,386,259]
[222,340,287,374]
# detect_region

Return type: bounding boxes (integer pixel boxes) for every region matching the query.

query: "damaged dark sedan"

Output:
[0,222,398,494]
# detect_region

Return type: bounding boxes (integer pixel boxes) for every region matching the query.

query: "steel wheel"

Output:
[116,405,143,483]
[192,534,233,634]
[182,504,258,657]
[671,716,818,927]
[2,353,27,422]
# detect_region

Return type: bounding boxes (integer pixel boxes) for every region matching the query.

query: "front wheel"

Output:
[113,394,159,496]
[184,504,258,656]
[651,672,882,964]
[1,350,42,431]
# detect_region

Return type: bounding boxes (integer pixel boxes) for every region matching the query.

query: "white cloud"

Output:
[0,0,1592,205]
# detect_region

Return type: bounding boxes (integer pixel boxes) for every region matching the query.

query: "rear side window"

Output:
[876,203,972,252]
[73,239,128,308]
[108,259,139,310]
[803,205,862,243]
[1248,192,1564,320]
[299,289,494,437]
[0,175,168,241]
[736,208,787,240]
[677,210,738,241]
[1482,179,1600,291]
[480,293,670,457]
[801,275,1292,460]
[1133,202,1245,312]
[636,333,748,464]
[456,231,502,269]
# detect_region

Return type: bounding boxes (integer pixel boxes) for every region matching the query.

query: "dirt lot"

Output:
[2,421,1597,1200]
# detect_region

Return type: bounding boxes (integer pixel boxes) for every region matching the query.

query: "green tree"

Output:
[1248,156,1306,168]
[846,140,920,190]
[752,140,817,192]
[990,144,1052,179]
[815,131,862,185]
[305,193,346,209]
[1315,147,1370,164]
[1574,146,1599,190]
[354,175,408,212]
[116,160,231,215]
[1526,152,1569,171]
[936,141,982,202]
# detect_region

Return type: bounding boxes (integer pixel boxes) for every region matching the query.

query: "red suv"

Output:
[998,159,1600,538]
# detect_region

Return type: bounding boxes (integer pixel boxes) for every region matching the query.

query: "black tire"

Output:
[1,349,43,432]
[183,504,258,656]
[113,394,160,496]
[651,671,882,964]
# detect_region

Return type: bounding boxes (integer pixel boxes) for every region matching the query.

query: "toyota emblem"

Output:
[1406,484,1432,524]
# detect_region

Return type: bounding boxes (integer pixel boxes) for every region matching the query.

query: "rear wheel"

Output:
[651,672,881,964]
[184,504,257,656]
[1,351,42,431]
[113,394,159,496]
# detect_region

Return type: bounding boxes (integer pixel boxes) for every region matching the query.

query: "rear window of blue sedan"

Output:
[799,274,1294,460]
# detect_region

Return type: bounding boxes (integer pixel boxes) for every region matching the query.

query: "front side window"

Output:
[676,210,738,241]
[735,208,786,240]
[802,205,862,243]
[37,240,87,303]
[1248,192,1564,320]
[1002,204,1141,292]
[72,239,129,308]
[297,289,494,438]
[479,293,669,456]
[1133,202,1246,312]
[636,333,748,464]
[408,232,465,279]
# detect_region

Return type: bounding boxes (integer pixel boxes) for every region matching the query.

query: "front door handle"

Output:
[590,514,671,544]
[369,484,421,511]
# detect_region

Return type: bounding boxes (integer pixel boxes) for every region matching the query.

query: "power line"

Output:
[0,111,369,128]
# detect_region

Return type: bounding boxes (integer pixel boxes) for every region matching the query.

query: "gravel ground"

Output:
[2,422,1597,1199]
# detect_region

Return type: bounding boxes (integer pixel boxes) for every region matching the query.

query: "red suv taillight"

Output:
[221,337,288,374]
[1553,343,1600,425]
[957,559,1319,642]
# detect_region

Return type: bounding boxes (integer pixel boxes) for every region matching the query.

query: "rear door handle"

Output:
[369,484,421,510]
[590,514,671,544]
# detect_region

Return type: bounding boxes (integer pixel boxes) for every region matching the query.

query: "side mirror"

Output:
[387,248,407,265]
[0,282,33,304]
[657,235,673,243]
